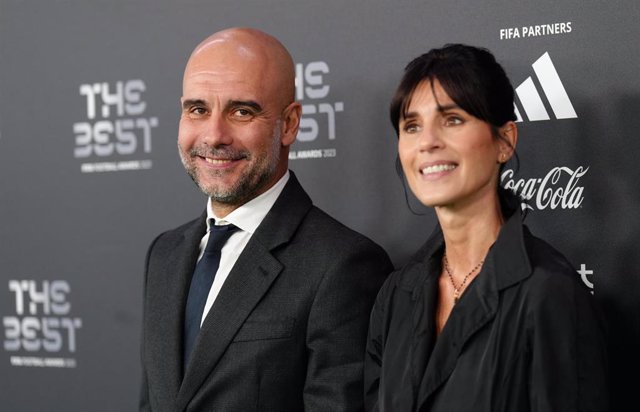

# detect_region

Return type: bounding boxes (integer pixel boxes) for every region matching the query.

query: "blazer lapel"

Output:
[177,245,283,408]
[176,172,313,409]
[406,230,444,391]
[415,258,500,407]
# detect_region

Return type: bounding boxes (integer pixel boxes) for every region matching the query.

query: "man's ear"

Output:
[280,102,302,147]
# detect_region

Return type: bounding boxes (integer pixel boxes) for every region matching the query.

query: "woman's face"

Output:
[398,79,505,211]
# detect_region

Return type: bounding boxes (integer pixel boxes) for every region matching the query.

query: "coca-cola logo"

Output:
[501,166,588,210]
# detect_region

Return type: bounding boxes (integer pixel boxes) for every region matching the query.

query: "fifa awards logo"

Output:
[3,280,83,368]
[73,79,159,173]
[290,61,344,160]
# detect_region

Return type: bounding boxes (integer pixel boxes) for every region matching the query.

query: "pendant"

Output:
[453,290,460,305]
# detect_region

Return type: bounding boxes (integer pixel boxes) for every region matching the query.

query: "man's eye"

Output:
[233,108,253,118]
[188,107,207,116]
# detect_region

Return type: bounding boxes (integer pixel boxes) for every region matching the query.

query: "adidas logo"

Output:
[514,52,577,122]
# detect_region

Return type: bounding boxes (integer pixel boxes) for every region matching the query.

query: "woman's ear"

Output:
[497,121,518,163]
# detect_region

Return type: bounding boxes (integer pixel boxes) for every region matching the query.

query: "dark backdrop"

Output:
[1,1,638,410]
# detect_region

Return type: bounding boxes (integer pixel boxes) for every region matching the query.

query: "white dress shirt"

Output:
[197,171,290,326]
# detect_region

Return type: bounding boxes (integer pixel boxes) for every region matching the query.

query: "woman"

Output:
[364,44,609,411]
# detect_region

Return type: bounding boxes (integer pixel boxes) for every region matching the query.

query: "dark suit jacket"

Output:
[141,172,393,412]
[365,206,609,412]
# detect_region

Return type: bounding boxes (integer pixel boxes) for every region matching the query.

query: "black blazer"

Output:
[141,172,393,412]
[365,208,609,412]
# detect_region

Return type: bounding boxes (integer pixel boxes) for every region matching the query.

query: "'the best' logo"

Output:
[290,61,343,160]
[3,280,82,368]
[73,79,158,173]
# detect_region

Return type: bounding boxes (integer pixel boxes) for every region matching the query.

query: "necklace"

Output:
[443,253,484,304]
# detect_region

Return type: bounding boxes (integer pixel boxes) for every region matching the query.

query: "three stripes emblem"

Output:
[514,52,577,122]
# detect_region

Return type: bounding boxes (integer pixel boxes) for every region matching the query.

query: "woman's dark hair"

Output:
[390,43,521,213]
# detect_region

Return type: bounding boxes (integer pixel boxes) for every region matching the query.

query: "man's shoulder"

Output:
[150,215,202,249]
[298,205,387,252]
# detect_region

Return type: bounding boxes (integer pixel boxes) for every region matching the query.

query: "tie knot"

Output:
[204,221,239,254]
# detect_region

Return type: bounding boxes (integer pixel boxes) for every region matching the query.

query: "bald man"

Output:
[140,28,393,411]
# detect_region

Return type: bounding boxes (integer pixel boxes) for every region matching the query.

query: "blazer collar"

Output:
[413,206,533,406]
[177,171,313,409]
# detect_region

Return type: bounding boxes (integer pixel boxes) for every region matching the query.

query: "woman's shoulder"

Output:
[521,226,592,298]
[377,238,442,302]
[523,227,577,276]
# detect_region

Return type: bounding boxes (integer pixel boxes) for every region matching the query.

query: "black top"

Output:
[365,206,609,412]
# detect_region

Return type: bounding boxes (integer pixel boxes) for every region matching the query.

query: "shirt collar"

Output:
[205,171,290,234]
[415,204,531,291]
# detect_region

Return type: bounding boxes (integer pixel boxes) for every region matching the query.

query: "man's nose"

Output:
[203,113,233,146]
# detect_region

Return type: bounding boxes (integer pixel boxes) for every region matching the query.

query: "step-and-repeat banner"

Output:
[1,1,638,410]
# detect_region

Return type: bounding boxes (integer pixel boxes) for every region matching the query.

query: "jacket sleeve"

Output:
[139,234,161,412]
[363,275,390,412]
[139,369,151,412]
[528,269,609,412]
[303,238,392,412]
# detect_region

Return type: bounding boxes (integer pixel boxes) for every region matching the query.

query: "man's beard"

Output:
[178,138,281,207]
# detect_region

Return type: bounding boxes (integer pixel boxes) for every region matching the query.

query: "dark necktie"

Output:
[183,221,238,366]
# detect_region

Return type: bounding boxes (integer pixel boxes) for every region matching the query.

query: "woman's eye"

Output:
[445,116,463,126]
[403,123,419,133]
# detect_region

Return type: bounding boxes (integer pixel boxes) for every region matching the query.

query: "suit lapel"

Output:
[176,172,313,409]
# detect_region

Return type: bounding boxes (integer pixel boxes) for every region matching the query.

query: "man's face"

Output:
[178,40,295,215]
